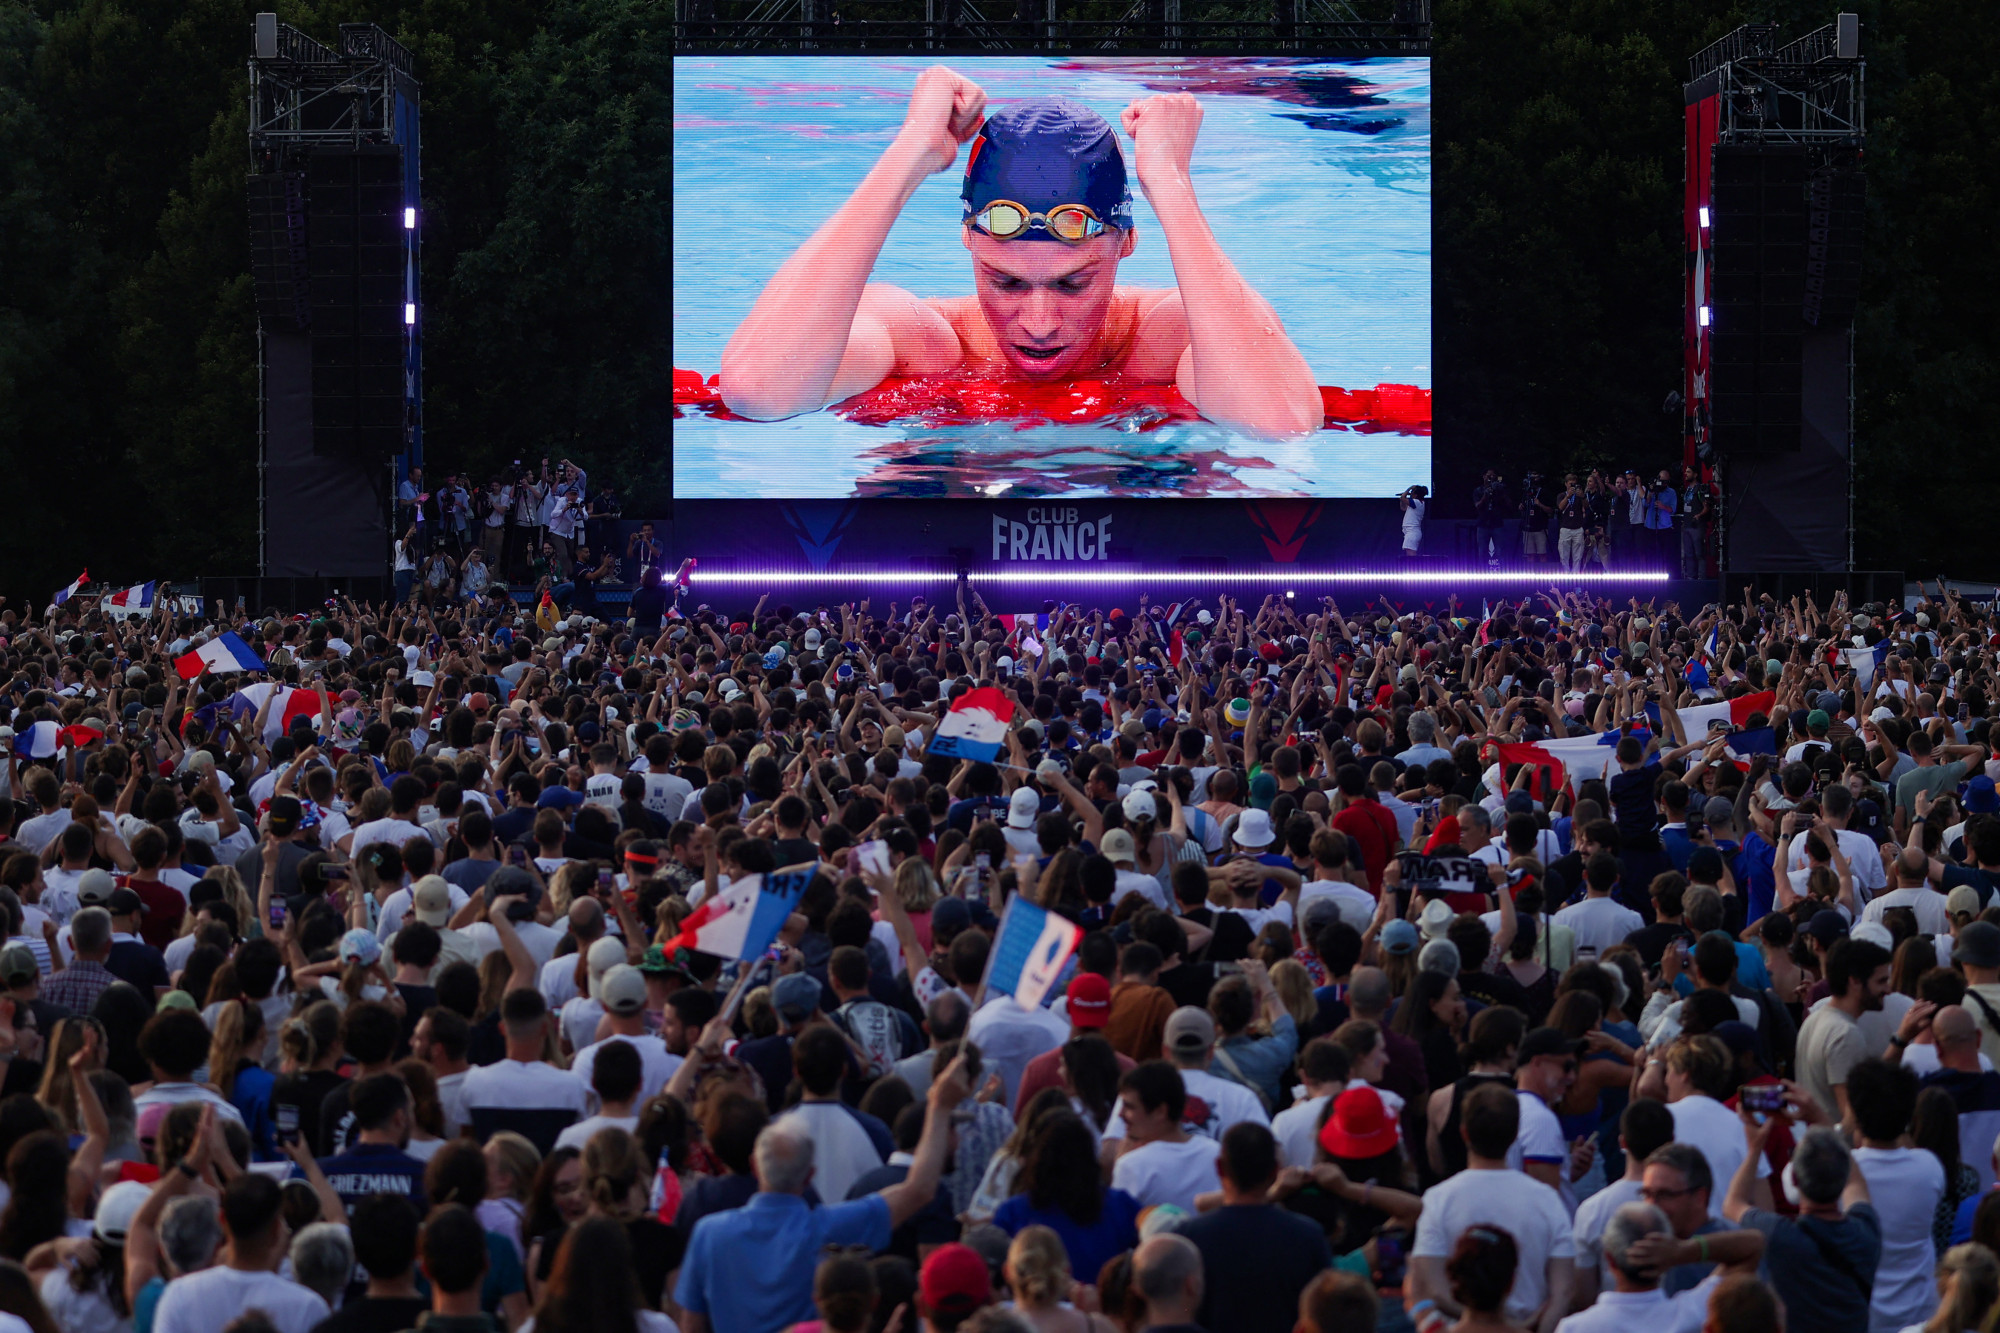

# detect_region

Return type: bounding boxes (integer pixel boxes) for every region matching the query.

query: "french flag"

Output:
[983,897,1083,1011]
[56,721,105,750]
[51,570,87,607]
[105,582,156,610]
[1675,690,1776,735]
[173,631,266,681]
[11,721,59,760]
[666,869,816,961]
[228,682,323,742]
[1842,641,1891,691]
[929,686,1014,761]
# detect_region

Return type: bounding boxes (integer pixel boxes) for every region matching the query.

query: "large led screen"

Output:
[673,56,1430,499]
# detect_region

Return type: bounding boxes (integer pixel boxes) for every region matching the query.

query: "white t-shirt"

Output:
[1551,1281,1718,1333]
[1507,1091,1571,1201]
[556,1112,641,1153]
[776,1101,885,1204]
[1218,901,1294,938]
[1111,870,1171,913]
[1668,1093,1769,1216]
[642,771,693,824]
[1853,1145,1946,1333]
[966,996,1069,1108]
[1105,1067,1270,1143]
[1413,1167,1575,1325]
[1786,829,1889,901]
[585,772,622,810]
[151,1266,331,1333]
[1111,1135,1223,1211]
[133,1082,245,1125]
[571,1033,682,1111]
[460,1058,589,1127]
[1897,1042,1995,1077]
[346,815,424,858]
[1272,1093,1331,1169]
[1553,896,1646,955]
[1299,880,1377,933]
[1571,1176,1645,1287]
[1860,886,1951,936]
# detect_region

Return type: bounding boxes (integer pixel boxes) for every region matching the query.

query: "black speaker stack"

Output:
[305,146,407,458]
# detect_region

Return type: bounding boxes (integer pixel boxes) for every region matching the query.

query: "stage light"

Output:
[1698,305,1711,327]
[1285,590,1295,600]
[405,207,417,229]
[684,568,1674,588]
[1699,206,1710,228]
[405,303,416,326]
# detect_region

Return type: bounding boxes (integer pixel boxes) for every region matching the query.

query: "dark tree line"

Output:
[0,0,1986,600]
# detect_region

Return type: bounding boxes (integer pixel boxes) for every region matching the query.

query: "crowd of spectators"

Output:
[0,575,1991,1333]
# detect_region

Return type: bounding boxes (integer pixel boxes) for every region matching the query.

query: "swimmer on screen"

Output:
[717,66,1323,440]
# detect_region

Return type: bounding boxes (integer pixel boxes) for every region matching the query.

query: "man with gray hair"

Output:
[1400,711,1453,771]
[289,1222,356,1308]
[1131,1233,1204,1329]
[674,1053,971,1333]
[43,905,116,1011]
[1553,1202,1764,1332]
[893,989,970,1098]
[1724,1118,1881,1333]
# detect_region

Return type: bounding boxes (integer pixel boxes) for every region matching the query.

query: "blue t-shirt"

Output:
[315,1141,428,1216]
[993,1188,1142,1286]
[1735,831,1779,924]
[677,1192,892,1330]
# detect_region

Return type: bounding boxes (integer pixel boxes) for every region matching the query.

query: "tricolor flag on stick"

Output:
[227,682,325,743]
[982,897,1083,1012]
[665,868,817,961]
[929,686,1014,762]
[173,631,267,681]
[105,582,156,611]
[51,570,87,607]
[1673,690,1776,735]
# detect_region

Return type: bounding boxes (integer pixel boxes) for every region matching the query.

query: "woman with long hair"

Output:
[580,1128,681,1311]
[967,1087,1072,1225]
[205,1000,276,1160]
[34,1018,104,1136]
[1390,971,1466,1092]
[810,1248,878,1333]
[521,1146,585,1300]
[1915,1087,1982,1259]
[1270,959,1319,1032]
[482,1131,542,1263]
[992,1112,1140,1285]
[1920,1242,2000,1333]
[0,1135,70,1263]
[528,1215,673,1332]
[0,1257,58,1333]
[395,1058,449,1162]
[894,858,940,952]
[271,1001,344,1157]
[1006,1224,1118,1333]
[90,983,155,1088]
[1060,1037,1121,1140]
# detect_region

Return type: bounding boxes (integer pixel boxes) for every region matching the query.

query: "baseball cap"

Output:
[1381,919,1420,956]
[1007,787,1040,830]
[338,929,382,967]
[1066,973,1111,1028]
[930,896,972,937]
[1968,776,2000,815]
[0,945,37,987]
[1121,788,1158,823]
[600,965,648,1015]
[920,1243,993,1318]
[1163,1006,1217,1056]
[267,795,302,837]
[1248,772,1277,811]
[93,1180,153,1245]
[773,972,823,1023]
[1710,1021,1758,1057]
[106,888,144,917]
[961,99,1133,242]
[1806,909,1850,947]
[77,868,117,906]
[638,945,696,983]
[1948,885,1985,919]
[1850,921,1894,951]
[1100,828,1137,865]
[1517,1028,1585,1062]
[412,875,454,928]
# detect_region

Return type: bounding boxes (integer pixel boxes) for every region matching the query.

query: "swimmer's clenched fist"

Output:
[718,66,1322,439]
[897,66,987,178]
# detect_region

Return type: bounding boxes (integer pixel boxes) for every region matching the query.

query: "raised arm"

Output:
[717,68,979,419]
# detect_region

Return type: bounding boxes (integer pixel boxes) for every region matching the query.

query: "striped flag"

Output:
[929,686,1014,762]
[51,570,87,607]
[11,721,59,760]
[665,869,816,961]
[173,631,267,680]
[983,897,1082,1012]
[1673,690,1777,735]
[105,582,156,610]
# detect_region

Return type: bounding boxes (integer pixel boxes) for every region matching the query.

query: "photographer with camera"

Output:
[1401,484,1428,559]
[1557,473,1591,573]
[1520,471,1552,566]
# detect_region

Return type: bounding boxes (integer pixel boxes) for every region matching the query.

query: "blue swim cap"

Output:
[962,97,1133,239]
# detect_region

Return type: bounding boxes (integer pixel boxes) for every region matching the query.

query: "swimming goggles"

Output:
[968,200,1109,244]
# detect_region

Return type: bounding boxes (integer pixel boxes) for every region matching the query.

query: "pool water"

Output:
[673,55,1431,499]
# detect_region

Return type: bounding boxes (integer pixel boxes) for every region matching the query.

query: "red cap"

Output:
[920,1243,991,1317]
[466,692,491,715]
[1318,1085,1400,1160]
[1066,973,1111,1028]
[1259,641,1282,661]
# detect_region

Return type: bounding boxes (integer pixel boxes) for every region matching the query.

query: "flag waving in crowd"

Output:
[928,685,1014,761]
[172,630,266,680]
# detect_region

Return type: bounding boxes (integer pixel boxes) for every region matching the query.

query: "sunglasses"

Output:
[969,200,1109,245]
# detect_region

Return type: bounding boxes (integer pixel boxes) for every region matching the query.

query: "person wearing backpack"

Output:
[828,944,921,1082]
